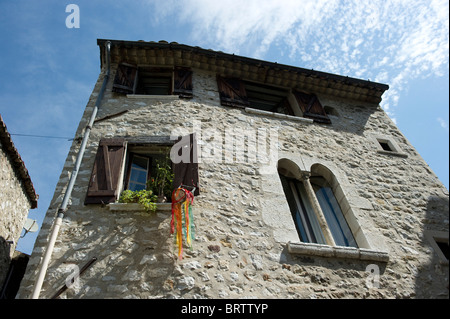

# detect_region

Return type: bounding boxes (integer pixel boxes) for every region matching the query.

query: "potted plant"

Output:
[118,189,158,212]
[147,157,174,203]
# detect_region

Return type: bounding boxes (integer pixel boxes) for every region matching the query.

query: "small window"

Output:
[378,140,393,152]
[244,81,293,115]
[436,240,449,260]
[112,63,193,98]
[135,67,172,95]
[127,155,150,191]
[424,230,449,264]
[372,136,408,158]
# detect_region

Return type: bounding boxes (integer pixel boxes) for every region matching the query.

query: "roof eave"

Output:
[0,115,38,209]
[97,39,389,103]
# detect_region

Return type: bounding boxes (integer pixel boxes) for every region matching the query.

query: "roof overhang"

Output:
[97,39,389,104]
[0,115,38,209]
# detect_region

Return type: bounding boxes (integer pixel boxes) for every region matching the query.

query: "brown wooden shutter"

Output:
[217,76,249,108]
[112,63,138,94]
[173,67,193,98]
[85,138,127,204]
[172,133,199,196]
[279,97,295,116]
[293,90,331,124]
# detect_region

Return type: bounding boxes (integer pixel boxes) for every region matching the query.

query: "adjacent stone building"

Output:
[0,114,38,292]
[18,39,448,299]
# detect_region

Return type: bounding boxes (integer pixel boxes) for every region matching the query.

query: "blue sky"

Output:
[0,0,448,255]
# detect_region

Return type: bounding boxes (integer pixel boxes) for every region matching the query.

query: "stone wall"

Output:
[18,66,449,299]
[0,140,32,288]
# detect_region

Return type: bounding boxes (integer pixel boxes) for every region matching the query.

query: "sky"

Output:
[0,0,448,255]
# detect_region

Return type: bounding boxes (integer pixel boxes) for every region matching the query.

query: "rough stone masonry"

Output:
[17,40,448,299]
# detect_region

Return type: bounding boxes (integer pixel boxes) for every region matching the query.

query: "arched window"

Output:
[278,159,358,248]
[278,171,327,245]
[310,176,357,247]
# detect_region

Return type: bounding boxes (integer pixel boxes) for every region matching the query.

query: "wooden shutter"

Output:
[85,138,127,204]
[173,67,193,98]
[217,76,249,108]
[112,63,138,94]
[293,90,331,124]
[279,97,295,116]
[172,133,199,196]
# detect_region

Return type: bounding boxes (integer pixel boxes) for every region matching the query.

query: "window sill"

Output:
[287,242,389,263]
[126,94,180,101]
[376,150,408,158]
[244,107,314,124]
[108,202,172,212]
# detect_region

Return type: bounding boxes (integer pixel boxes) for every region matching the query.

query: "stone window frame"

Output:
[370,135,408,158]
[424,230,449,265]
[262,156,389,262]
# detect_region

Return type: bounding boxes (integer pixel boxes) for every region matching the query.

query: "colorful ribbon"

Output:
[171,187,195,259]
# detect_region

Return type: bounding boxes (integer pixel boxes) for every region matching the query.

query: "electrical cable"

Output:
[10,133,73,141]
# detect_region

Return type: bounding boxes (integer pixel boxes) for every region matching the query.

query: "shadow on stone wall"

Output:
[414,194,449,298]
[0,236,12,292]
[0,249,29,299]
[278,245,388,298]
[45,210,176,299]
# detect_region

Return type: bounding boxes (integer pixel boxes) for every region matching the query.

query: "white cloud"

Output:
[146,0,448,121]
[437,117,449,130]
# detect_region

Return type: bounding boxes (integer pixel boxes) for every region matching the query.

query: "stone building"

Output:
[0,114,38,292]
[18,39,448,299]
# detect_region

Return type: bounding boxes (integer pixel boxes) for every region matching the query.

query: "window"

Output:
[216,76,331,123]
[372,136,407,158]
[278,160,358,248]
[310,176,357,247]
[292,90,331,124]
[244,81,293,115]
[425,230,449,264]
[84,134,199,205]
[135,67,172,95]
[123,146,172,194]
[126,154,150,191]
[112,63,193,98]
[436,241,449,260]
[278,173,327,245]
[377,138,394,152]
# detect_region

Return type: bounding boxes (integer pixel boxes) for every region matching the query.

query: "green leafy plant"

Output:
[147,157,174,202]
[119,189,158,212]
